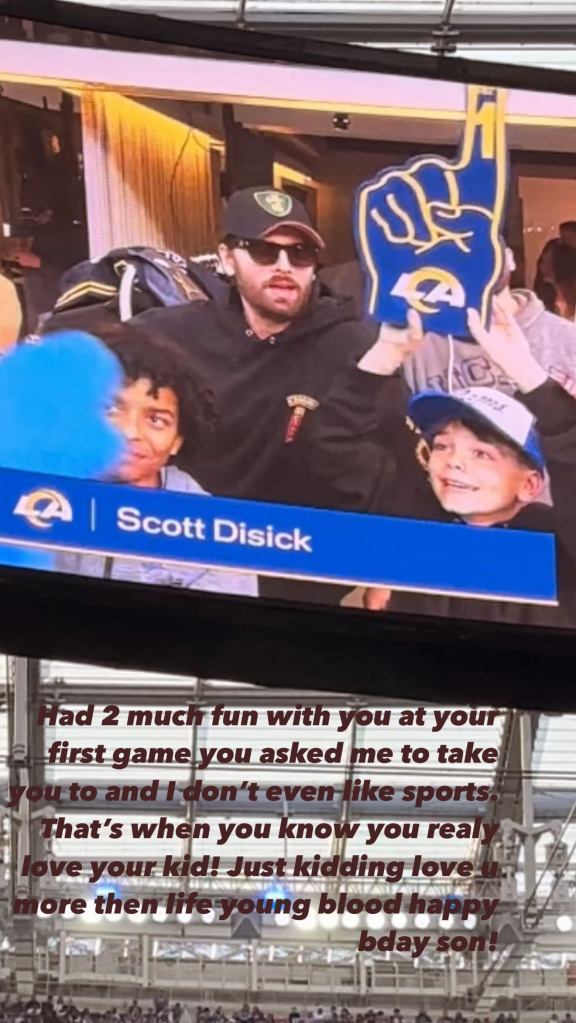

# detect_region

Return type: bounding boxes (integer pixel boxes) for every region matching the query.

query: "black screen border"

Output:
[0,0,575,708]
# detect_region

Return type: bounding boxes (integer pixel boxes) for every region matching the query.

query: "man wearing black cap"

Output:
[130,185,412,603]
[132,186,404,514]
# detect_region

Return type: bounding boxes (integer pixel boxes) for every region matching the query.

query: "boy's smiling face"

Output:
[427,419,543,526]
[107,377,183,487]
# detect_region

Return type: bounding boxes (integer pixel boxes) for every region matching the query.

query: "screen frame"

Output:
[1,0,576,707]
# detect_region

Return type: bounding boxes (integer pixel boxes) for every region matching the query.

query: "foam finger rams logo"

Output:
[391,267,466,315]
[354,85,509,340]
[13,489,73,529]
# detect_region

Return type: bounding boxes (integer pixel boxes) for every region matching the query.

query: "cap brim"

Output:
[408,390,545,471]
[260,222,325,250]
[408,391,490,438]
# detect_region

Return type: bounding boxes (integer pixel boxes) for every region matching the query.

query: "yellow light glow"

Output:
[3,71,576,132]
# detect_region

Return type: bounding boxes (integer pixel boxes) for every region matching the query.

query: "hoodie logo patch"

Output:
[285,394,319,443]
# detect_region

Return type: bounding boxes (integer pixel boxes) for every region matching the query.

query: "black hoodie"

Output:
[134,286,404,511]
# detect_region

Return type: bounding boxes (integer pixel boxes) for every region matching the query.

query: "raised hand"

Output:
[467,298,548,394]
[355,86,508,340]
[358,308,425,376]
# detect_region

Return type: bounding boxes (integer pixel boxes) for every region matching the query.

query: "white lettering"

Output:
[213,520,312,554]
[116,508,206,540]
[117,507,141,532]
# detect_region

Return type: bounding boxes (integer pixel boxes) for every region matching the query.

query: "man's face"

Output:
[427,420,542,525]
[107,377,182,487]
[219,228,316,324]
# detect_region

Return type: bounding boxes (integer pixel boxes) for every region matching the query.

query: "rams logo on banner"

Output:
[254,191,293,217]
[13,489,73,530]
[354,86,509,339]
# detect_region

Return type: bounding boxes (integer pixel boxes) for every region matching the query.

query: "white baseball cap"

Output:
[408,386,545,471]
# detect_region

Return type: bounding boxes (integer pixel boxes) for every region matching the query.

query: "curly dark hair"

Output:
[95,320,217,447]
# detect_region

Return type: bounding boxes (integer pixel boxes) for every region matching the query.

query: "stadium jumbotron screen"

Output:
[1,9,576,640]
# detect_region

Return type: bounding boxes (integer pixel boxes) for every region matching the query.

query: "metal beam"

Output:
[125,9,576,46]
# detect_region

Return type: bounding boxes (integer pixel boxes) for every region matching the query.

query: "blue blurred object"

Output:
[0,330,125,572]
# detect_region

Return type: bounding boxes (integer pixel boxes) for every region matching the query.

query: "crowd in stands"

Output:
[0,999,574,1023]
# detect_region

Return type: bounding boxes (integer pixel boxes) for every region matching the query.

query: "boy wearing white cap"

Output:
[358,299,576,626]
[409,385,546,531]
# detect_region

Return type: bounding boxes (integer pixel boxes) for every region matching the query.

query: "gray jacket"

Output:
[320,262,576,397]
[57,465,258,598]
[404,289,576,396]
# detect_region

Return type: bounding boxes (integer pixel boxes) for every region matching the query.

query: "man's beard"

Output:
[240,272,313,323]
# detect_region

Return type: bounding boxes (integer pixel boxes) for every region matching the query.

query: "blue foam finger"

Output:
[0,331,126,575]
[0,331,125,478]
[354,86,509,340]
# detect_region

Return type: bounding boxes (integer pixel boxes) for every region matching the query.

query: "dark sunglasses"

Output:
[232,237,319,268]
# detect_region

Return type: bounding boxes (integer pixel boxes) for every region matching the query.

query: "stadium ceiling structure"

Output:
[2,657,576,1012]
[56,0,576,67]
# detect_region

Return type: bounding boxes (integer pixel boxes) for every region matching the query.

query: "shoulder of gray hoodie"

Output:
[56,466,258,597]
[403,290,576,397]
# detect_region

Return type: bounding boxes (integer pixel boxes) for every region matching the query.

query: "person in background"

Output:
[0,271,22,350]
[234,1005,252,1023]
[534,238,561,314]
[56,320,258,598]
[533,237,576,323]
[560,220,576,248]
[11,208,86,333]
[550,242,576,322]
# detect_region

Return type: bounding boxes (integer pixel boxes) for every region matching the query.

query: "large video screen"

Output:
[0,17,575,632]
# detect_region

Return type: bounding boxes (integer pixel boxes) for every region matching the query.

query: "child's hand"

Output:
[358,309,424,376]
[467,297,547,394]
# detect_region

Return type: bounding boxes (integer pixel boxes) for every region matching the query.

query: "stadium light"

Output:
[391,912,407,929]
[177,911,194,925]
[274,913,291,928]
[414,913,430,929]
[319,914,339,931]
[295,908,318,932]
[438,917,454,930]
[463,915,478,930]
[556,914,573,932]
[369,911,387,931]
[201,908,216,924]
[153,906,168,923]
[342,911,360,930]
[84,901,102,925]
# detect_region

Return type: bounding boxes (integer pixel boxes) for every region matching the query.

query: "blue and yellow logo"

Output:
[13,489,73,530]
[390,267,465,316]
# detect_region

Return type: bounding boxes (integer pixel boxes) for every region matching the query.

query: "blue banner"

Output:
[0,467,557,603]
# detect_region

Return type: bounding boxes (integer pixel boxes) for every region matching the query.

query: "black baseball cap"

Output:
[221,187,325,249]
